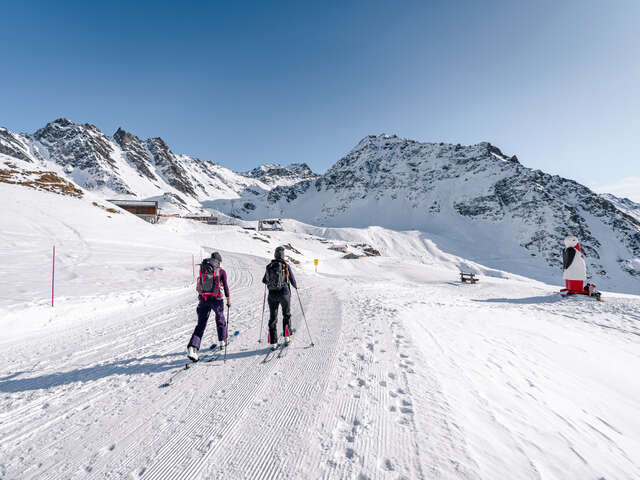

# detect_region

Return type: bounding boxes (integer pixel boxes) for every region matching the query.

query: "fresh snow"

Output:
[1,182,640,479]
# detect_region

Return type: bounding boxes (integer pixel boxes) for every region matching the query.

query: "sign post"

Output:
[52,245,55,307]
[314,258,318,273]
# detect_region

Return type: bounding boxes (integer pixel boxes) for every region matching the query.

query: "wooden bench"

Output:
[460,272,479,284]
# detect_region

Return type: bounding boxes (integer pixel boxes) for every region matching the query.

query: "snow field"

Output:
[1,183,640,479]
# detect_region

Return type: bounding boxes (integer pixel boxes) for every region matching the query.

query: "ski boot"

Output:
[187,346,199,362]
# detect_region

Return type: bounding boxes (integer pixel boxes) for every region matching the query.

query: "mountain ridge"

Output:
[1,120,639,292]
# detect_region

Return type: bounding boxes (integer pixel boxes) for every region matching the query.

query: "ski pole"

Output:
[295,288,314,347]
[258,285,266,343]
[224,305,230,363]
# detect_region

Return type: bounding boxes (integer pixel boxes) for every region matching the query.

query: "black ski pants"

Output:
[267,288,291,344]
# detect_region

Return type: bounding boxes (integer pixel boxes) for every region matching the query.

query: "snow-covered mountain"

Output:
[1,119,281,214]
[2,122,639,292]
[212,134,640,293]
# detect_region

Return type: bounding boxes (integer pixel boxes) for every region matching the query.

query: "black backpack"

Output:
[265,260,288,291]
[197,258,222,298]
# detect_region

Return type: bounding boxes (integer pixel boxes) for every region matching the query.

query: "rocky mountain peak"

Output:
[113,127,137,145]
[147,137,171,152]
[113,128,157,181]
[51,117,74,128]
[244,162,318,187]
[0,126,33,162]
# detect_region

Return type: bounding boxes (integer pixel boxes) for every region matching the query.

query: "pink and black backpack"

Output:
[197,258,223,299]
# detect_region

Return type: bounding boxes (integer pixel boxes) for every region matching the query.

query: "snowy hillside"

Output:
[213,135,640,294]
[2,122,639,293]
[602,193,640,223]
[1,181,640,479]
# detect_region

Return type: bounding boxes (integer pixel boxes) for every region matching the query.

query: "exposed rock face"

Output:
[33,119,133,193]
[0,127,33,162]
[1,158,83,198]
[113,128,157,181]
[244,163,318,187]
[145,137,197,196]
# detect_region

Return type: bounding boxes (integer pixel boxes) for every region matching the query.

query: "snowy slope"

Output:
[1,182,640,479]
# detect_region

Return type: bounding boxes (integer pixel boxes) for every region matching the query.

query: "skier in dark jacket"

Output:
[262,246,298,350]
[187,252,231,362]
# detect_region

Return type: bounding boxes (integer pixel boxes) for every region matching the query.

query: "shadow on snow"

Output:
[472,293,564,305]
[0,347,270,393]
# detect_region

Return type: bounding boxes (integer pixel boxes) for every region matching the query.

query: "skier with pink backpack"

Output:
[187,252,231,362]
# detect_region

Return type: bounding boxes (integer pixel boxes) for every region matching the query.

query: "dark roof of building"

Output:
[107,199,158,207]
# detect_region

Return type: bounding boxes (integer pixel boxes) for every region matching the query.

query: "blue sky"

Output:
[1,0,638,197]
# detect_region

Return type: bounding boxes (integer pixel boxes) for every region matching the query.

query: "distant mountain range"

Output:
[0,118,312,214]
[2,119,639,292]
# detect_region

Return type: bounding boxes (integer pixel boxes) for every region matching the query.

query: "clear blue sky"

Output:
[1,0,638,190]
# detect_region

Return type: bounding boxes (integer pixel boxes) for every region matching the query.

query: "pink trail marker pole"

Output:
[52,245,55,307]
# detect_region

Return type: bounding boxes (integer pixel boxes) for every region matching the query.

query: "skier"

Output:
[262,246,298,350]
[187,252,231,362]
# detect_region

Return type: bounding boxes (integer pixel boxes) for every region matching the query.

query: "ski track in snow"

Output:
[1,250,640,478]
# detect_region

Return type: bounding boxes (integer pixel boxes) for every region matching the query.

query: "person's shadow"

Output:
[0,347,269,393]
[472,293,563,305]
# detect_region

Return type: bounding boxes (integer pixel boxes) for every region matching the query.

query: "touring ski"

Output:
[262,345,281,364]
[277,340,291,358]
[159,330,239,387]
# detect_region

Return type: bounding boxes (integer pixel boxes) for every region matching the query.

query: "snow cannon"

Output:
[561,236,587,294]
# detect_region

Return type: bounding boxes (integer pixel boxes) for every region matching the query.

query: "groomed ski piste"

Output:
[1,182,640,480]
